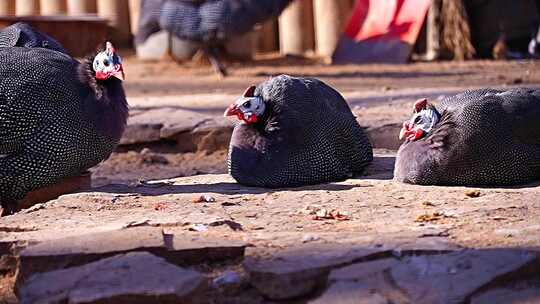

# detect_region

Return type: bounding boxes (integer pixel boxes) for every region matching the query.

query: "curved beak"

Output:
[399,121,410,140]
[399,129,406,140]
[399,121,424,141]
[224,104,239,117]
[113,66,125,81]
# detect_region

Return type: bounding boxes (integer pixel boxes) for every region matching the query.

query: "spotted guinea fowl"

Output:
[0,22,67,53]
[0,36,127,214]
[136,0,293,76]
[394,88,540,186]
[224,75,373,188]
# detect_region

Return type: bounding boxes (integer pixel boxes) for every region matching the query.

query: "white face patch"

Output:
[410,108,440,134]
[93,51,121,75]
[235,96,265,122]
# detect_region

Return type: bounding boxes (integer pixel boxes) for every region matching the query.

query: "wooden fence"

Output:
[0,0,357,60]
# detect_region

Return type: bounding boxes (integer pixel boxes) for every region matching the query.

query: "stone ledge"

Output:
[16,227,247,287]
[17,252,207,304]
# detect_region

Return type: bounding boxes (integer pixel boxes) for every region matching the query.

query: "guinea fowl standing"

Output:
[136,0,294,76]
[224,75,373,188]
[394,88,540,186]
[0,26,127,214]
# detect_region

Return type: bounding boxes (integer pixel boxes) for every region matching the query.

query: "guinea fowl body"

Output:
[137,0,293,44]
[394,88,540,186]
[0,45,128,210]
[228,75,373,188]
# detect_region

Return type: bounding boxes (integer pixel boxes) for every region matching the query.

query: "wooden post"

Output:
[67,0,96,15]
[257,19,278,53]
[226,31,255,59]
[426,0,441,60]
[15,0,40,15]
[40,0,66,15]
[97,0,131,46]
[128,0,140,35]
[0,0,15,15]
[313,0,348,62]
[278,0,314,56]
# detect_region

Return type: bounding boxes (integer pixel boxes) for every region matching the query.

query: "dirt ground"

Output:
[122,54,538,97]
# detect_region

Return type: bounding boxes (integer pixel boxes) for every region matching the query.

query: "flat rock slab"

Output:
[122,107,232,151]
[243,243,392,300]
[17,251,206,304]
[319,249,539,304]
[17,226,165,284]
[17,227,246,285]
[310,281,389,304]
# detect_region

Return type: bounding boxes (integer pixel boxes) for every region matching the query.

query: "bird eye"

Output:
[243,101,251,108]
[103,59,110,66]
[414,116,422,124]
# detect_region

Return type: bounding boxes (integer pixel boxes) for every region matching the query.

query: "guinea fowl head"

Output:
[399,98,441,141]
[224,85,266,124]
[93,42,125,81]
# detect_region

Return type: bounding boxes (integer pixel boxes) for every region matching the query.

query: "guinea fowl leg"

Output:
[203,46,228,77]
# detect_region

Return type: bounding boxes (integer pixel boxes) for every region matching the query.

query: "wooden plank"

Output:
[15,0,40,16]
[0,0,15,16]
[67,0,97,15]
[40,0,66,15]
[0,15,107,56]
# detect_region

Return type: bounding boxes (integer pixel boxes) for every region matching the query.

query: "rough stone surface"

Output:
[167,234,246,263]
[309,281,390,304]
[120,123,163,145]
[17,252,206,304]
[243,244,391,300]
[16,227,247,286]
[390,250,538,304]
[322,249,539,304]
[472,286,540,304]
[17,227,166,284]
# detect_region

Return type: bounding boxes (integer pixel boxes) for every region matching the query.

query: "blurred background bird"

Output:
[136,0,294,76]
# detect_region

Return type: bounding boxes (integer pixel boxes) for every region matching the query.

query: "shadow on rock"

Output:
[92,181,367,197]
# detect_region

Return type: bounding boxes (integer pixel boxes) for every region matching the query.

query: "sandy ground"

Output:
[122,54,538,97]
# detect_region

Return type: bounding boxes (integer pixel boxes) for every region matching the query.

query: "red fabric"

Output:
[344,0,431,44]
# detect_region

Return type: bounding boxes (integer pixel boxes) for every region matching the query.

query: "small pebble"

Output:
[212,271,242,287]
[190,224,209,232]
[302,234,320,243]
[464,190,481,198]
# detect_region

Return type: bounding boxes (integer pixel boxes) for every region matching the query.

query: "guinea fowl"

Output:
[0,26,128,214]
[224,75,373,188]
[136,0,294,76]
[394,88,540,186]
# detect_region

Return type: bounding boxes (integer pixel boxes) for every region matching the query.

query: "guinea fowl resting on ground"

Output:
[136,0,294,76]
[394,88,540,186]
[0,25,128,215]
[224,75,373,188]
